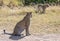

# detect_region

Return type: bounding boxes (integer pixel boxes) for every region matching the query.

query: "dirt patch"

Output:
[0,31,60,41]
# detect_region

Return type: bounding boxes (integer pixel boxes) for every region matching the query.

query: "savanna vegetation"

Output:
[0,0,60,35]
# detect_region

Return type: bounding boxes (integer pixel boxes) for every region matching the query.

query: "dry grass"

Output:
[3,0,19,5]
[0,6,60,34]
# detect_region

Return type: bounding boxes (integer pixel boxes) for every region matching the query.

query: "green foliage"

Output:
[3,0,60,5]
[20,0,60,5]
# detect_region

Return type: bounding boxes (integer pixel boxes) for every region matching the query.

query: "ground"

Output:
[0,6,60,41]
[0,32,60,41]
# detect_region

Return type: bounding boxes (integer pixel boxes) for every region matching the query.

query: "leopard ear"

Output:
[29,12,32,14]
[45,4,49,7]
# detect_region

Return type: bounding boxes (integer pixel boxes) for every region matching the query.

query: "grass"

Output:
[0,6,60,34]
[3,0,23,6]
